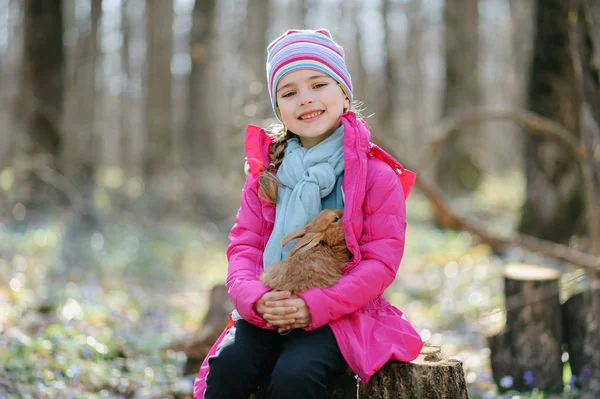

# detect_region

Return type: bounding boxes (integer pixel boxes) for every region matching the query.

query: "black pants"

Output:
[204,319,346,399]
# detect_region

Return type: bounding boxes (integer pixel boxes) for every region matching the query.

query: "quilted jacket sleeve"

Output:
[225,174,271,328]
[297,163,407,330]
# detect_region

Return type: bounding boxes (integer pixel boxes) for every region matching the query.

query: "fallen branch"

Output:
[416,105,585,170]
[372,137,600,271]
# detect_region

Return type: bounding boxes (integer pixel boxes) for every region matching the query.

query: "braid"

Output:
[258,131,292,203]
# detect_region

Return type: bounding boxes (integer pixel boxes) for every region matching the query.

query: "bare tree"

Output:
[436,0,482,195]
[145,0,174,176]
[63,0,101,206]
[17,0,64,213]
[120,0,131,166]
[381,0,401,138]
[186,0,216,169]
[519,0,583,243]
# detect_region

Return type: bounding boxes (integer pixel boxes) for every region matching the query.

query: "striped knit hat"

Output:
[266,29,353,122]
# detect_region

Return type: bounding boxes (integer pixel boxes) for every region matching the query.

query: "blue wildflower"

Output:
[523,370,535,388]
[499,375,513,389]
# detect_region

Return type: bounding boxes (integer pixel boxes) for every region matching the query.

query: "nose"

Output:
[298,90,314,106]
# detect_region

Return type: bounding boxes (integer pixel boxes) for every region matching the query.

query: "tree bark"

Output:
[488,264,563,392]
[436,0,482,195]
[120,0,131,167]
[59,0,102,250]
[569,0,600,254]
[186,0,216,168]
[563,289,600,394]
[351,6,368,106]
[562,4,600,394]
[381,0,400,137]
[508,0,537,102]
[251,346,468,399]
[145,0,173,176]
[18,0,65,214]
[519,0,584,243]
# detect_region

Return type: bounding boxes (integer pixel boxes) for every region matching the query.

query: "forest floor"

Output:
[0,172,589,398]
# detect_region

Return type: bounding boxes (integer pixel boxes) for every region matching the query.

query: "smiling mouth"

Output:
[298,111,324,120]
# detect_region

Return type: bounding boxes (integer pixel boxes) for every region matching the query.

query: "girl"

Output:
[194,29,423,399]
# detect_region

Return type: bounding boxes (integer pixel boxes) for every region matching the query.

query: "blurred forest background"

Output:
[1,0,599,398]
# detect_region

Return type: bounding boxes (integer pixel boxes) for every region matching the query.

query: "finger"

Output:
[264,317,295,326]
[288,322,310,329]
[265,299,298,307]
[270,320,295,327]
[289,319,309,327]
[276,297,305,308]
[263,306,297,315]
[264,314,297,323]
[265,291,292,301]
[263,313,297,321]
[277,326,292,334]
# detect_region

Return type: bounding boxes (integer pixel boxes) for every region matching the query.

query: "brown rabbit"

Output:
[260,209,351,293]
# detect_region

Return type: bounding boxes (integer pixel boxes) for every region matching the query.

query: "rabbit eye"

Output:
[333,217,340,223]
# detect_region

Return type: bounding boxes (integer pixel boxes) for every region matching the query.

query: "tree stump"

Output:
[251,346,469,399]
[562,288,600,394]
[167,284,233,375]
[488,264,563,392]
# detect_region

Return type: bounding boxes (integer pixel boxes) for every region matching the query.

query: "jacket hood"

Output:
[244,111,415,198]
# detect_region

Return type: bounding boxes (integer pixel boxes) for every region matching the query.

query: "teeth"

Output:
[300,111,323,120]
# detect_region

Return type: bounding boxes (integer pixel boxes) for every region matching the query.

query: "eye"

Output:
[333,216,340,223]
[281,91,296,98]
[314,83,328,89]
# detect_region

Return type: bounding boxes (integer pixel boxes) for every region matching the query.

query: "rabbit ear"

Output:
[289,233,321,257]
[281,227,306,248]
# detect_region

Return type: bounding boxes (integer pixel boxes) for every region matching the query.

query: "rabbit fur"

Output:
[260,209,351,293]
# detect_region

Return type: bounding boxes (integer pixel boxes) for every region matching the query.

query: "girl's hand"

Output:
[264,295,312,333]
[254,290,296,325]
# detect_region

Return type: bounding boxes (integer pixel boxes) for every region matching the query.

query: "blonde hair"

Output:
[258,102,364,204]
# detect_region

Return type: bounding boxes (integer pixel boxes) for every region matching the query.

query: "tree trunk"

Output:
[251,347,468,399]
[120,0,131,167]
[564,3,600,395]
[436,0,482,195]
[571,0,600,253]
[18,0,65,215]
[404,0,426,161]
[509,0,537,99]
[145,0,173,176]
[381,0,400,138]
[563,289,600,394]
[60,0,102,245]
[519,0,583,243]
[351,6,368,106]
[488,264,563,392]
[226,0,270,173]
[186,0,216,169]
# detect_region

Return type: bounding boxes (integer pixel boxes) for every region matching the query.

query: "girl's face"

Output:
[276,69,350,149]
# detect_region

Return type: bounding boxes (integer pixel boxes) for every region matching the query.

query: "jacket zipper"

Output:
[329,322,363,398]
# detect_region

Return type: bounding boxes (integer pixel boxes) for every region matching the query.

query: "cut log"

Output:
[562,288,600,394]
[488,264,563,392]
[166,284,233,375]
[251,345,469,399]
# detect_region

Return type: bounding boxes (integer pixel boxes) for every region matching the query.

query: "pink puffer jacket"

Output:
[194,112,423,398]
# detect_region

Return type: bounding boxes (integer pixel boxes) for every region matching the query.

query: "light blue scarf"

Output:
[263,125,345,269]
